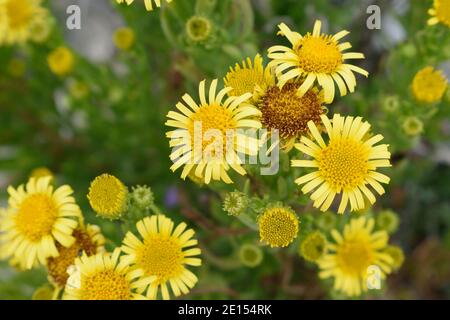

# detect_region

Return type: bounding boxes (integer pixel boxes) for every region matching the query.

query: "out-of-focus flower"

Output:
[316,211,337,231]
[185,16,212,43]
[47,47,75,76]
[68,80,89,100]
[384,245,404,271]
[130,185,154,210]
[116,0,172,11]
[30,167,53,180]
[260,82,325,150]
[165,79,261,184]
[31,285,54,300]
[63,249,147,300]
[28,16,52,43]
[0,0,50,46]
[382,95,400,113]
[292,114,391,213]
[376,209,399,234]
[299,230,327,262]
[222,190,249,216]
[412,66,448,104]
[0,177,81,269]
[258,205,299,248]
[268,20,368,103]
[121,215,202,300]
[402,116,423,136]
[318,216,394,297]
[113,27,135,51]
[46,225,105,288]
[224,54,275,103]
[239,243,263,268]
[428,0,450,28]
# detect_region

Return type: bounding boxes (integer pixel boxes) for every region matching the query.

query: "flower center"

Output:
[337,242,372,275]
[6,0,34,30]
[47,229,98,287]
[88,174,127,217]
[258,207,299,247]
[14,193,58,242]
[296,35,343,73]
[436,0,450,25]
[260,83,324,138]
[137,235,184,284]
[188,104,237,154]
[317,138,369,191]
[80,270,132,300]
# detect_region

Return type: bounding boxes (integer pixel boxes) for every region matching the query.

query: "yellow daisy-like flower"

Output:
[63,248,147,300]
[113,27,135,51]
[47,224,105,288]
[116,0,172,11]
[0,0,50,46]
[411,66,448,104]
[165,79,262,184]
[292,114,391,214]
[268,20,368,103]
[47,46,75,76]
[224,54,275,103]
[260,81,325,150]
[428,0,450,28]
[121,215,202,300]
[258,206,299,248]
[318,216,394,297]
[87,173,128,220]
[0,177,81,269]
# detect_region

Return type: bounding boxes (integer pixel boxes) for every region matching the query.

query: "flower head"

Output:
[428,0,450,28]
[258,206,299,248]
[222,190,249,216]
[47,225,105,288]
[402,116,423,136]
[186,16,212,43]
[165,79,261,184]
[0,177,81,269]
[239,243,263,268]
[87,174,128,220]
[292,114,391,213]
[116,0,172,11]
[47,46,75,76]
[63,248,147,300]
[268,20,368,103]
[260,81,325,149]
[224,54,275,103]
[121,215,202,300]
[30,167,53,180]
[316,211,337,230]
[299,230,327,262]
[130,185,155,210]
[376,209,399,234]
[0,0,50,46]
[113,27,135,51]
[382,95,400,113]
[318,216,395,297]
[411,66,448,104]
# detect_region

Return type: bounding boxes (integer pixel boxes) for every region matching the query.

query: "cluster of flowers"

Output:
[0,174,201,300]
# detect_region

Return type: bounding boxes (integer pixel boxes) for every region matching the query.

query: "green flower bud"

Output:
[299,231,327,262]
[130,185,155,210]
[402,116,423,136]
[384,245,404,271]
[186,16,212,43]
[223,190,249,216]
[382,95,400,113]
[316,211,337,231]
[376,209,400,234]
[239,243,263,268]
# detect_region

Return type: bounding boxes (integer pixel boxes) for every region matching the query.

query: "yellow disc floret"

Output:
[258,206,299,248]
[87,174,128,219]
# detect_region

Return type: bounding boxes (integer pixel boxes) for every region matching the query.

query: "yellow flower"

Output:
[0,177,81,269]
[292,114,391,214]
[299,230,327,262]
[258,206,299,248]
[402,116,424,136]
[411,66,448,103]
[47,46,75,76]
[428,0,450,28]
[113,27,135,51]
[224,54,275,103]
[260,81,325,150]
[116,0,172,11]
[47,224,105,288]
[0,0,50,46]
[165,79,261,184]
[30,167,53,180]
[63,248,147,300]
[121,215,202,300]
[268,20,368,103]
[87,174,128,220]
[318,216,394,297]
